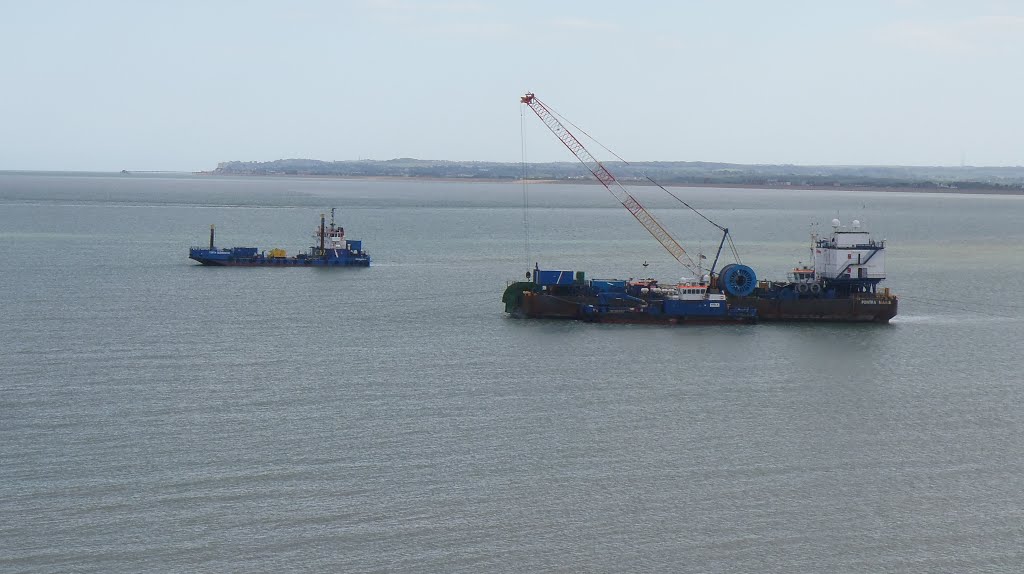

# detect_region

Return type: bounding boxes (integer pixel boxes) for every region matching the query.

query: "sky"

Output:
[1,0,1022,171]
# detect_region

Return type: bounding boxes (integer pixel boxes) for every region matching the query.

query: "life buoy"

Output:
[809,283,822,295]
[797,283,809,294]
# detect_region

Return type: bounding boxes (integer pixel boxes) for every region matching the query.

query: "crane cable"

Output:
[520,105,531,271]
[543,100,630,164]
[545,102,742,267]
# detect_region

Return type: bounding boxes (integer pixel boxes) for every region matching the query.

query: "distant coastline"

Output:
[4,167,1020,195]
[194,173,1024,195]
[199,158,1024,195]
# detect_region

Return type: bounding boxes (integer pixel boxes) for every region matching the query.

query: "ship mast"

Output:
[319,213,326,258]
[315,207,346,258]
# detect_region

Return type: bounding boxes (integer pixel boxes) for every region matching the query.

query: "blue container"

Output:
[535,270,575,286]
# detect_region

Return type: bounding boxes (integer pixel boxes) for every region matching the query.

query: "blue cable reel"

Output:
[718,264,757,297]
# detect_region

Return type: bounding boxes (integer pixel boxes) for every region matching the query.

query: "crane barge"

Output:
[503,93,897,323]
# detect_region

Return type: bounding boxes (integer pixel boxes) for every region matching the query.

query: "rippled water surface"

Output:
[2,173,1023,572]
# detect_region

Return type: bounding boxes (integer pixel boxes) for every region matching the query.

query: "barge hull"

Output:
[190,256,370,267]
[732,296,897,323]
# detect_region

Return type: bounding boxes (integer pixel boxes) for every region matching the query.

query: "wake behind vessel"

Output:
[505,92,897,324]
[189,209,370,267]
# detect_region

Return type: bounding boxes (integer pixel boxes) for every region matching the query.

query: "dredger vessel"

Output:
[189,209,370,267]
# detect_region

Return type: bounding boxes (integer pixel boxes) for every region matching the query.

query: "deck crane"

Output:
[524,91,741,282]
[521,92,703,276]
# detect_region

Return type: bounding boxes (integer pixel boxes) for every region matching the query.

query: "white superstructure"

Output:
[315,208,347,256]
[811,219,886,282]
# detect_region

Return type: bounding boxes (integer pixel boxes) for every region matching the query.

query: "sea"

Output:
[2,172,1023,573]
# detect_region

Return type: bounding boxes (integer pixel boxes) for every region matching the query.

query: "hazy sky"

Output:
[2,0,1022,171]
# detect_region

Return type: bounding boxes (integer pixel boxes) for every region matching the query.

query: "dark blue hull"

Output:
[189,249,370,267]
[507,291,757,324]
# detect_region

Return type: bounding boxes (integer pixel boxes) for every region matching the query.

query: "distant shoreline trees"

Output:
[208,158,1024,192]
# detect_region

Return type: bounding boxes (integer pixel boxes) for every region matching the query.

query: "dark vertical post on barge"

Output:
[319,213,326,259]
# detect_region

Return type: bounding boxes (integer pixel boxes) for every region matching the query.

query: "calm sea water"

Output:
[2,173,1023,572]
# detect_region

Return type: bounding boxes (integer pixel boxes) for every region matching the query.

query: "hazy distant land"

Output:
[205,158,1024,193]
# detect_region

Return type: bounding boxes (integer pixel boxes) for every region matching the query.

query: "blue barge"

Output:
[503,266,758,325]
[189,210,370,267]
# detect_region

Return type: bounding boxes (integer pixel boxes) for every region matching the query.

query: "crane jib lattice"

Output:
[521,93,699,273]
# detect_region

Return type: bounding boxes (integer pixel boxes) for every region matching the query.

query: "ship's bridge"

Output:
[812,219,886,286]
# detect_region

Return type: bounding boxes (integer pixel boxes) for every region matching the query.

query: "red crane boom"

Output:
[520,92,699,274]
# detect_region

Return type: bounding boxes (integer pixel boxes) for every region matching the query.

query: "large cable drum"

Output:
[719,264,757,297]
